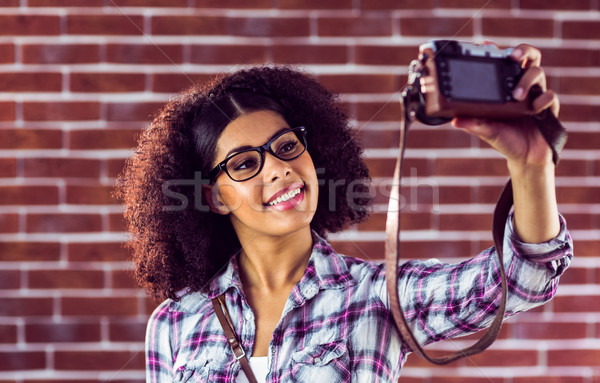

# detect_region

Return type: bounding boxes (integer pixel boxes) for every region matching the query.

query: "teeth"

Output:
[268,188,301,206]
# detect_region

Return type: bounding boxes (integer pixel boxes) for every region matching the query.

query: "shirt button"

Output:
[244,312,252,321]
[314,357,322,364]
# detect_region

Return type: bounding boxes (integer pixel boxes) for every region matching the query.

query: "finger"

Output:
[513,66,547,101]
[452,117,497,141]
[531,89,560,116]
[510,44,542,68]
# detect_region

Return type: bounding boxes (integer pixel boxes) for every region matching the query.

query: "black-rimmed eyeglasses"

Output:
[208,126,308,182]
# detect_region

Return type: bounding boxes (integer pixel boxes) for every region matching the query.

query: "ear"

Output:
[201,184,230,215]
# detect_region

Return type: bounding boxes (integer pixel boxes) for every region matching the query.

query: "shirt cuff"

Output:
[506,213,572,263]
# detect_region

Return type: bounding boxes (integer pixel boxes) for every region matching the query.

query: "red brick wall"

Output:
[1,1,598,382]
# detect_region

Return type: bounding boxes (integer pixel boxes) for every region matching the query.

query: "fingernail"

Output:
[513,87,524,100]
[511,48,523,59]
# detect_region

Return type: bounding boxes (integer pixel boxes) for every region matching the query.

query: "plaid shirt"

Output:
[146,215,572,383]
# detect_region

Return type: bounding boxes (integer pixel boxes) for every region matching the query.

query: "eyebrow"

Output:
[223,127,290,159]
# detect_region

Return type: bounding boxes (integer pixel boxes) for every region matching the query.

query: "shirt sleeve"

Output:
[145,299,176,383]
[385,213,573,347]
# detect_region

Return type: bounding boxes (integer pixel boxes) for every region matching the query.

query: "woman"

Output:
[117,44,573,382]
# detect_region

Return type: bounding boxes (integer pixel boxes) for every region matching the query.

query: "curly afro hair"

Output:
[115,66,372,301]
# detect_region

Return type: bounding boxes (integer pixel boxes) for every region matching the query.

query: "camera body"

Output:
[411,40,532,122]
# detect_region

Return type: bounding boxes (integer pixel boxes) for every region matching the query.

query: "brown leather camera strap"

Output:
[211,295,258,383]
[385,94,567,364]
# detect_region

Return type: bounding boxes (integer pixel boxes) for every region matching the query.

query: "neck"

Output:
[236,227,313,293]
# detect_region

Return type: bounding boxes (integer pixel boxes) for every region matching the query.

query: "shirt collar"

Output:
[175,230,356,313]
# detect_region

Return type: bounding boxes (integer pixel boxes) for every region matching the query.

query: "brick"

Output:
[272,44,347,64]
[108,213,127,232]
[318,74,399,94]
[0,298,53,316]
[439,0,511,8]
[565,132,600,150]
[555,159,592,177]
[574,240,600,257]
[55,350,144,370]
[195,0,271,7]
[111,269,137,289]
[29,0,103,5]
[541,48,600,67]
[439,213,493,231]
[227,17,310,37]
[107,158,127,178]
[24,158,101,178]
[561,213,598,230]
[434,158,508,177]
[106,102,163,122]
[0,101,15,121]
[464,349,538,367]
[29,269,104,289]
[548,348,600,366]
[0,186,59,205]
[23,102,100,121]
[110,0,187,5]
[355,45,418,66]
[0,325,17,343]
[67,15,144,35]
[26,213,103,233]
[520,0,592,9]
[407,129,472,149]
[22,44,100,64]
[514,377,585,383]
[279,0,352,9]
[439,186,474,204]
[0,72,62,92]
[68,242,129,262]
[0,352,45,371]
[356,212,431,231]
[400,17,474,37]
[107,43,184,64]
[479,185,506,204]
[0,242,60,262]
[0,0,18,5]
[0,213,18,233]
[515,321,586,339]
[0,158,16,178]
[564,20,600,39]
[0,15,60,36]
[482,18,554,37]
[151,15,227,35]
[364,158,431,178]
[553,295,600,312]
[0,270,19,289]
[108,319,146,341]
[318,16,391,37]
[69,129,139,149]
[61,297,140,316]
[559,104,600,122]
[557,76,600,95]
[0,129,62,149]
[558,267,590,284]
[151,73,215,93]
[70,72,146,93]
[355,102,403,122]
[66,185,116,205]
[361,0,434,9]
[190,44,267,65]
[557,186,600,204]
[0,43,14,63]
[25,322,101,343]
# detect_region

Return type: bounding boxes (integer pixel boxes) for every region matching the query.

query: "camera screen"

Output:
[447,59,503,102]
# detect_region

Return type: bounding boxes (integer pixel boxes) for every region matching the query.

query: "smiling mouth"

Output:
[267,187,303,207]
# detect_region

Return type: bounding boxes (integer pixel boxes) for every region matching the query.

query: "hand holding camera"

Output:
[406,40,561,168]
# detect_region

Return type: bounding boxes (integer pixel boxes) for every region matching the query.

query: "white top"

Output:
[236,356,268,383]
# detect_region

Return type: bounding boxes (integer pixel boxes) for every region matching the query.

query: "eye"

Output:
[232,158,259,172]
[276,139,299,156]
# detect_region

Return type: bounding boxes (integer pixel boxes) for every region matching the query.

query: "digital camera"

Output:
[405,40,532,124]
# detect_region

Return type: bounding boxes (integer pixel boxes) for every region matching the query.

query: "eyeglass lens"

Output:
[225,130,305,181]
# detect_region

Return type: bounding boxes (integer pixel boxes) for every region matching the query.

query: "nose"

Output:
[262,151,292,182]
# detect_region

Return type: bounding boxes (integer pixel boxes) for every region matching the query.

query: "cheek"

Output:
[218,182,263,212]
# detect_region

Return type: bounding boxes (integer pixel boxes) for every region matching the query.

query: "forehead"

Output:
[215,110,290,156]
